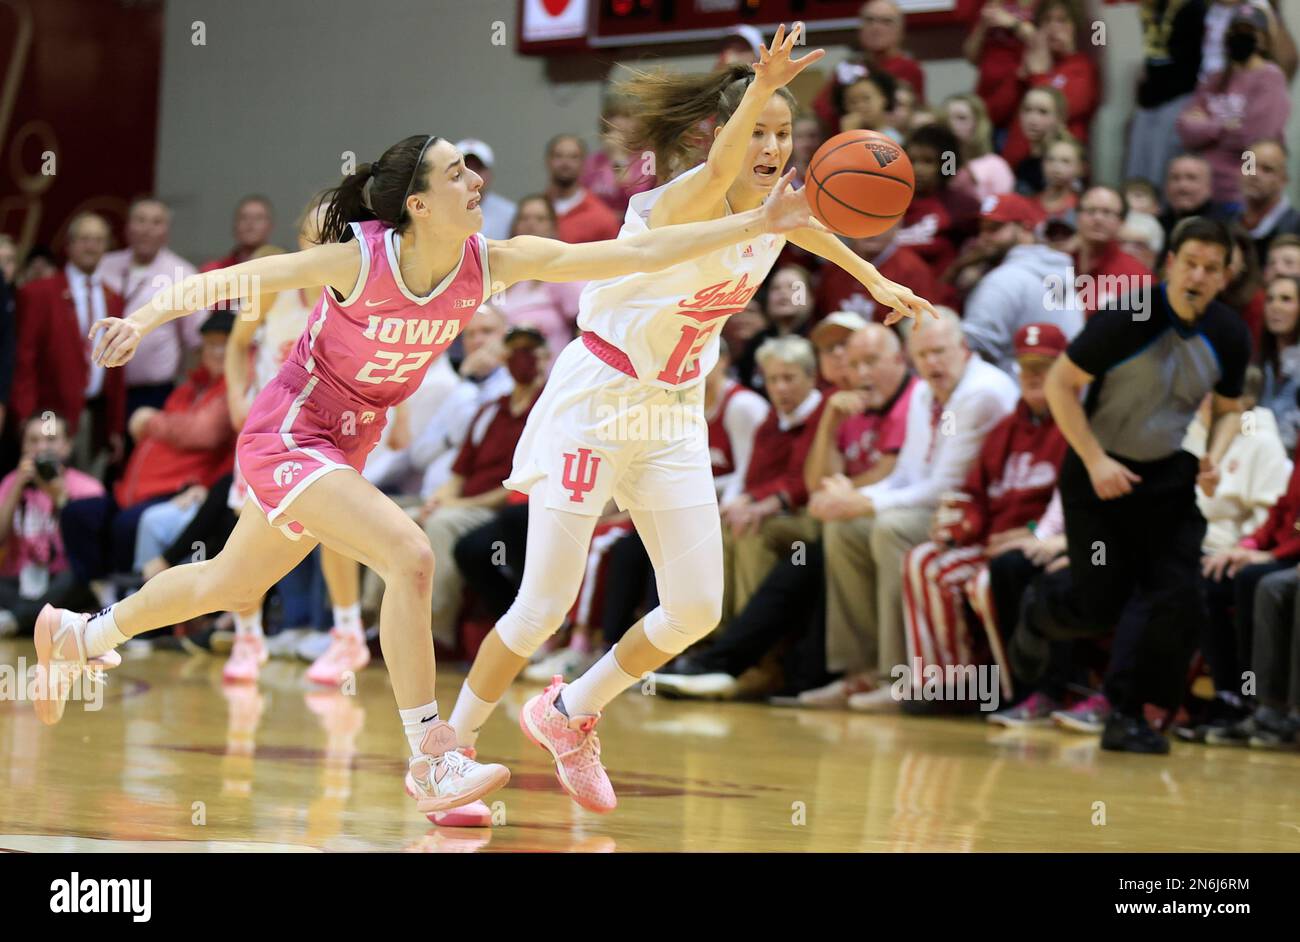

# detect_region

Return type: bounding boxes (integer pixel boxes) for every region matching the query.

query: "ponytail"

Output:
[614,63,795,181]
[318,134,438,244]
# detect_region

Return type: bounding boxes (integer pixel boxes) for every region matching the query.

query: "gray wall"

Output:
[156,0,1300,261]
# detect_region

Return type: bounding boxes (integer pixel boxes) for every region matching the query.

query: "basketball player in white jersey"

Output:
[447,25,935,816]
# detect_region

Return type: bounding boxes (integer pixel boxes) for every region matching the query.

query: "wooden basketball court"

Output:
[1,639,1296,853]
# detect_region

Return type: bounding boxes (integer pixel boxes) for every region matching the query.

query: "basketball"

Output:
[805,130,915,238]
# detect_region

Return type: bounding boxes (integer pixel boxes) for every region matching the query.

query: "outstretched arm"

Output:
[90,241,360,368]
[650,23,824,228]
[788,224,936,324]
[488,169,811,289]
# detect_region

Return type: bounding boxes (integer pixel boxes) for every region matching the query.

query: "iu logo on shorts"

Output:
[274,461,304,487]
[560,448,601,503]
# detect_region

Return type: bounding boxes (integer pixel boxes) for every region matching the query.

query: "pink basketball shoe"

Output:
[222,635,268,684]
[32,605,122,726]
[519,675,616,814]
[404,721,510,815]
[429,747,493,827]
[305,630,371,686]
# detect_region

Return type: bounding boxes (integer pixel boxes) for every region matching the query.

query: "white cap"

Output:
[810,310,870,345]
[455,139,495,168]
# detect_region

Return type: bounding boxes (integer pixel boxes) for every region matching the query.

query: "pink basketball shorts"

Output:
[236,362,385,539]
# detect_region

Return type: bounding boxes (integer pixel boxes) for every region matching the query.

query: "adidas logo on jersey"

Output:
[742,245,753,258]
[867,143,899,168]
[453,298,477,308]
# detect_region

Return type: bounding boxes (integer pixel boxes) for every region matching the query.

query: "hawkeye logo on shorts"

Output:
[274,461,304,487]
[561,448,601,503]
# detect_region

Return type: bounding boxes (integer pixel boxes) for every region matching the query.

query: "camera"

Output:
[33,454,62,483]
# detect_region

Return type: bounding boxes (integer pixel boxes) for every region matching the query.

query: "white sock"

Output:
[563,648,640,718]
[84,606,128,659]
[398,699,440,757]
[448,680,498,749]
[332,603,364,641]
[234,610,263,639]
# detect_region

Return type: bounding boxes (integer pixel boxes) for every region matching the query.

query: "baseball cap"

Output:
[1043,210,1078,240]
[1014,322,1068,359]
[200,310,235,334]
[456,139,495,168]
[1231,4,1270,32]
[980,193,1047,229]
[810,310,870,346]
[504,324,546,347]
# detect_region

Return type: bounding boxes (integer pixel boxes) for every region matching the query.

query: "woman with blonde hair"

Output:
[942,93,1015,200]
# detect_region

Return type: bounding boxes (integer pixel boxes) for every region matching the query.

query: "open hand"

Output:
[753,23,825,91]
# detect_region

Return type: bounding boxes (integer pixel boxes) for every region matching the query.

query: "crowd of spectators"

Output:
[3,0,1300,753]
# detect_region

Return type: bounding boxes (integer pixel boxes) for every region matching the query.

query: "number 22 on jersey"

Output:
[354,314,454,385]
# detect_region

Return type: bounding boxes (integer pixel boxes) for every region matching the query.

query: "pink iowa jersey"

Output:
[237,220,491,536]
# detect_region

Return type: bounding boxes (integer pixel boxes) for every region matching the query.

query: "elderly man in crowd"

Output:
[802,310,1019,710]
[97,198,200,413]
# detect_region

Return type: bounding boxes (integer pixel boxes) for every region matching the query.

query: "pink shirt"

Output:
[288,221,490,410]
[495,279,586,357]
[837,375,915,477]
[96,247,201,387]
[0,468,104,576]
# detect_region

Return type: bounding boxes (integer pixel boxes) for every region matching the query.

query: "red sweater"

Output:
[897,188,982,279]
[744,394,824,508]
[13,273,126,438]
[555,191,622,244]
[114,367,234,506]
[1074,241,1152,319]
[952,400,1066,546]
[452,390,538,497]
[1242,448,1300,560]
[976,16,1032,129]
[1001,52,1100,169]
[812,53,927,134]
[815,243,948,323]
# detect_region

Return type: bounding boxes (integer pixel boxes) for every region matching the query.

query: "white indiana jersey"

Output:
[253,288,314,394]
[576,163,787,390]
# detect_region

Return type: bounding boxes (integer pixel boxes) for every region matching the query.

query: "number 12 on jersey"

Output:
[657,322,719,385]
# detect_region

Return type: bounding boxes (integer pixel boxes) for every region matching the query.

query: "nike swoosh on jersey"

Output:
[365,298,392,307]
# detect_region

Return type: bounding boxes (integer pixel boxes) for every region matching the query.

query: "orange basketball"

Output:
[805,130,914,238]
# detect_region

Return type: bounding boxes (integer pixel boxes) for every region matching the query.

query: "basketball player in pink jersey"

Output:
[220,196,370,687]
[446,25,935,817]
[31,130,814,819]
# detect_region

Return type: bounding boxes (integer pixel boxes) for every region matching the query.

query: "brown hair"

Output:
[614,63,797,181]
[319,134,438,243]
[1260,274,1300,373]
[510,194,559,237]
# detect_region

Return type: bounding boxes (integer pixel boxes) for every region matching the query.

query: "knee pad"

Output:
[495,591,572,658]
[642,590,724,656]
